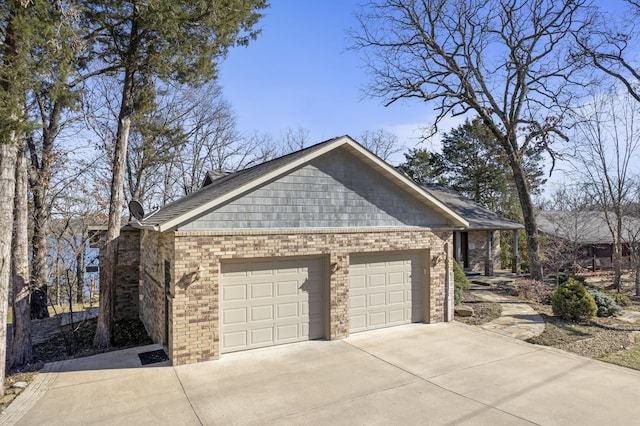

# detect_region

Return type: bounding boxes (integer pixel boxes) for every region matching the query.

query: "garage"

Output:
[220,257,324,353]
[349,251,424,333]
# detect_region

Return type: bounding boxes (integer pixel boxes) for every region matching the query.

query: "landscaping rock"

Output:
[11,382,28,389]
[455,305,474,317]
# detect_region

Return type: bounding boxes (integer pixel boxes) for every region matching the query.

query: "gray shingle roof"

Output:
[537,210,640,245]
[141,136,345,228]
[422,184,523,231]
[137,136,470,232]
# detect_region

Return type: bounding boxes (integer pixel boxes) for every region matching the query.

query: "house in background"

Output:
[110,136,469,365]
[422,185,524,275]
[537,210,640,271]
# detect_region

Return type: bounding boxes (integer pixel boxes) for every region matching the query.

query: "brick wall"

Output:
[160,227,451,365]
[139,230,174,344]
[114,228,141,321]
[467,230,501,272]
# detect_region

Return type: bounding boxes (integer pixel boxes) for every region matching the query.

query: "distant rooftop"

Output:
[537,210,640,245]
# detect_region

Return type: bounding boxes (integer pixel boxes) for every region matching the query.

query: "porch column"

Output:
[454,231,462,264]
[511,230,520,274]
[484,231,494,276]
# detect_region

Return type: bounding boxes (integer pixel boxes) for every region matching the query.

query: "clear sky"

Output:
[218,0,631,169]
[218,0,440,164]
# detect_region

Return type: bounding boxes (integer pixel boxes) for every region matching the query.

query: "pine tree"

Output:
[85,0,269,347]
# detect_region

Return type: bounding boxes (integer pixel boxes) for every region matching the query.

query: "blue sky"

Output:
[218,1,437,164]
[218,0,631,168]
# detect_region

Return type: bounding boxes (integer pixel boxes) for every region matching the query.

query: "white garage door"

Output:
[220,257,323,353]
[349,252,423,333]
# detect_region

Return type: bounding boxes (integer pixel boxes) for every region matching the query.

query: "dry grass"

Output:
[6,303,97,325]
[601,334,640,370]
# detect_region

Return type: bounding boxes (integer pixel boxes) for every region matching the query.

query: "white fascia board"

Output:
[158,137,350,232]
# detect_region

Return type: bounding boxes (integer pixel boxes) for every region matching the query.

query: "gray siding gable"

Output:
[179,148,449,230]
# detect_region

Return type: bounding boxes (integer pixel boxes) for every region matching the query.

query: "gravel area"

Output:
[456,276,640,365]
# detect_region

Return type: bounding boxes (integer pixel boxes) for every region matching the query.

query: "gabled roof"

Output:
[136,135,469,232]
[422,184,523,231]
[201,170,229,187]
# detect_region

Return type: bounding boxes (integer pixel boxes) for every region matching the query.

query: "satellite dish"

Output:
[128,200,145,221]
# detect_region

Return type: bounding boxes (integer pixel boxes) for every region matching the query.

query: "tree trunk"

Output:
[0,143,18,397]
[613,213,623,291]
[10,146,32,368]
[27,105,59,319]
[506,137,543,281]
[635,256,640,297]
[28,169,50,319]
[94,64,136,348]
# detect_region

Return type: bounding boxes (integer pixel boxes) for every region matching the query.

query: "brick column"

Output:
[484,231,494,276]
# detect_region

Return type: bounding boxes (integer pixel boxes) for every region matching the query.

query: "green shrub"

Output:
[453,260,470,306]
[551,278,597,322]
[557,274,586,285]
[587,289,622,317]
[603,290,632,308]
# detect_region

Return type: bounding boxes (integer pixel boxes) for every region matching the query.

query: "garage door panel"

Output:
[369,274,387,287]
[250,305,273,322]
[250,264,274,276]
[251,328,273,345]
[277,324,300,341]
[223,331,247,350]
[369,293,386,306]
[277,280,299,296]
[349,252,423,333]
[223,285,246,301]
[350,276,366,289]
[350,294,367,309]
[251,283,273,298]
[388,271,405,285]
[223,308,247,325]
[350,314,366,330]
[221,257,323,354]
[388,290,405,304]
[277,302,299,318]
[388,309,405,323]
[369,311,386,326]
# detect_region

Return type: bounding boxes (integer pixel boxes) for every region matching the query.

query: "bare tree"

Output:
[351,0,592,280]
[573,0,640,103]
[359,129,404,162]
[571,86,640,290]
[10,146,32,368]
[624,182,640,296]
[281,126,311,154]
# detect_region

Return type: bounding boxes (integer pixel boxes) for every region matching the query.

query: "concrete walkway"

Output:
[5,323,640,425]
[468,283,546,341]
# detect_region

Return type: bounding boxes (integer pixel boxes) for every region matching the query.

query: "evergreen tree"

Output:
[84,0,269,347]
[401,119,546,220]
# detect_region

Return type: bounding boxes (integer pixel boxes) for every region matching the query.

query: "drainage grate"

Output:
[138,349,169,365]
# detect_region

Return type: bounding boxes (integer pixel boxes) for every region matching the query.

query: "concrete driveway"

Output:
[4,322,640,425]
